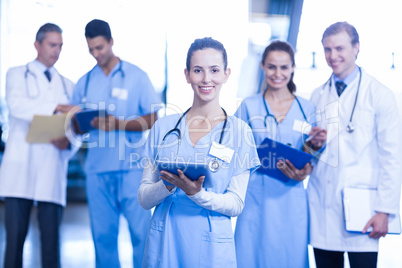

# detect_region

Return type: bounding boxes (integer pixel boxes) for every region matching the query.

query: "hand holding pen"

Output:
[307,127,327,149]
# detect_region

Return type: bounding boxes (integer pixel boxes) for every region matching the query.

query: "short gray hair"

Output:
[36,23,62,43]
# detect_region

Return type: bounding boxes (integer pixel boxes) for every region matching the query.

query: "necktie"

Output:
[44,69,51,82]
[335,81,346,96]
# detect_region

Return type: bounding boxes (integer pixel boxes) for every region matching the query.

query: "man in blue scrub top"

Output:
[71,19,161,268]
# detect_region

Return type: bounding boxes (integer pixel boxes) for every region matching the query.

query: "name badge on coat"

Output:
[209,141,234,163]
[111,87,128,100]
[293,119,312,135]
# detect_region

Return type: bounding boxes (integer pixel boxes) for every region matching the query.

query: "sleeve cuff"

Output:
[187,189,207,203]
[157,180,177,194]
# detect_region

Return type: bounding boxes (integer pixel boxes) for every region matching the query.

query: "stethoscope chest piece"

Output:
[153,107,228,172]
[324,67,362,134]
[209,159,220,173]
[346,123,355,133]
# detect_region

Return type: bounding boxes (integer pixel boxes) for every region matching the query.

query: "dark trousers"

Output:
[314,248,378,268]
[4,197,63,268]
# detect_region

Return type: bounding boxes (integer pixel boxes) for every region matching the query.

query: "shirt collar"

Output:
[333,65,359,85]
[33,59,54,74]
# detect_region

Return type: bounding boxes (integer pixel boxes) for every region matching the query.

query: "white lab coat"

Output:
[308,68,402,252]
[0,61,76,206]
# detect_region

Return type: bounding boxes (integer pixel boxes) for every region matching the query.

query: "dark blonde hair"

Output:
[322,21,360,46]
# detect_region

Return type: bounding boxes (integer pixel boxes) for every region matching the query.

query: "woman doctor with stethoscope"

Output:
[234,40,316,268]
[138,37,260,267]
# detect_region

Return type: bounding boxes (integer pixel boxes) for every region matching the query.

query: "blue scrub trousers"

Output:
[86,170,151,268]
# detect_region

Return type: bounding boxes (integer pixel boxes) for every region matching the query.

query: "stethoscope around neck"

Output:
[81,60,125,104]
[262,89,308,141]
[24,63,69,100]
[322,66,362,133]
[152,107,228,173]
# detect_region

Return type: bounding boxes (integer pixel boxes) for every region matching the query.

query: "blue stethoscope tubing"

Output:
[262,91,308,125]
[261,89,308,141]
[82,60,124,104]
[24,63,69,100]
[321,66,362,133]
[153,107,228,173]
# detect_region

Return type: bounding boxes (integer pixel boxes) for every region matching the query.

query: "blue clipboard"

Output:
[75,109,107,133]
[155,160,213,188]
[256,137,322,182]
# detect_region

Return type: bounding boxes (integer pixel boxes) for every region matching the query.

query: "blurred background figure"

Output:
[234,40,314,268]
[307,21,402,268]
[70,19,161,268]
[0,23,76,268]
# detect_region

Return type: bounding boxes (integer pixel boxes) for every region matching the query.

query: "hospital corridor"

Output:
[1,0,402,267]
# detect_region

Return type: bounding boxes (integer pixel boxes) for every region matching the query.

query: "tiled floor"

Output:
[0,200,401,268]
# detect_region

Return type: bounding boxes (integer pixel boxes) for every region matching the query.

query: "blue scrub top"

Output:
[145,113,260,192]
[235,94,315,150]
[234,93,316,268]
[72,60,162,174]
[142,113,260,267]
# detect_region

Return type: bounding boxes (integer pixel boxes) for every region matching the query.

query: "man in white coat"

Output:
[307,21,402,268]
[0,23,76,268]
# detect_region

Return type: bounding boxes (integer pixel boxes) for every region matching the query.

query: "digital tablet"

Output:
[75,109,108,133]
[155,160,213,188]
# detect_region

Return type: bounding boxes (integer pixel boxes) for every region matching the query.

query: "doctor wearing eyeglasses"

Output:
[0,23,76,268]
[138,37,260,268]
[307,22,402,268]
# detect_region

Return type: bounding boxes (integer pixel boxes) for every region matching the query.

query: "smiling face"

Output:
[261,50,294,92]
[184,48,230,105]
[86,36,114,68]
[323,30,359,80]
[35,31,63,68]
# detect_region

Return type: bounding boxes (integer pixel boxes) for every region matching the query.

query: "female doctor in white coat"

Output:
[138,37,260,268]
[0,23,77,268]
[307,21,402,268]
